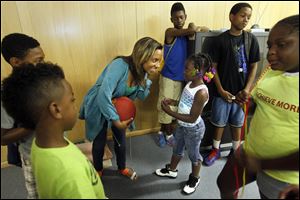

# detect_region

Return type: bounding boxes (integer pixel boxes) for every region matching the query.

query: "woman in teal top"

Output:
[79,37,163,180]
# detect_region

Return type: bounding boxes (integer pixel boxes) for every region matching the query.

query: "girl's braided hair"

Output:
[188,53,215,83]
[192,53,213,74]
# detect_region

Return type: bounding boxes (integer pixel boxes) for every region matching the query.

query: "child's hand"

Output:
[219,89,235,103]
[188,23,197,40]
[188,22,197,31]
[161,99,172,113]
[236,148,261,173]
[197,26,210,32]
[235,89,250,106]
[162,98,174,105]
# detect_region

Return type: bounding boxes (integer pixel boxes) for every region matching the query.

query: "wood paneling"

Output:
[1,1,298,164]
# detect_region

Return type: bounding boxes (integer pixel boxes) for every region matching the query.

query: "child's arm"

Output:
[238,149,299,172]
[161,89,208,123]
[260,151,299,171]
[235,62,258,105]
[165,22,197,44]
[188,25,210,40]
[212,62,235,102]
[1,128,33,145]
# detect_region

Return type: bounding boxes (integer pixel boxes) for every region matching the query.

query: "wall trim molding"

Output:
[1,127,161,168]
[107,127,160,140]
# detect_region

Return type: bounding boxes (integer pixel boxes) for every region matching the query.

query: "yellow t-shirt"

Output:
[31,138,106,199]
[245,69,299,184]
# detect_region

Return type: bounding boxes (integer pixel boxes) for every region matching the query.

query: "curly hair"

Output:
[1,33,40,63]
[187,52,213,74]
[1,62,65,129]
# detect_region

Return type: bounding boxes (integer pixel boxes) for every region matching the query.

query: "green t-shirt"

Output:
[31,138,106,199]
[245,69,299,184]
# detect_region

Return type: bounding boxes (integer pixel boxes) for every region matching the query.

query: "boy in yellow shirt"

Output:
[2,63,106,198]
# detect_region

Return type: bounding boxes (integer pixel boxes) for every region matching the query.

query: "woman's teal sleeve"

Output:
[136,78,152,100]
[96,61,127,121]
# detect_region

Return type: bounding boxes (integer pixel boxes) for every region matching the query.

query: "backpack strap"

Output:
[243,31,252,62]
[159,38,177,72]
[164,37,177,62]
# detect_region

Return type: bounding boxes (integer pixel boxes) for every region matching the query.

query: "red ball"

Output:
[112,96,136,121]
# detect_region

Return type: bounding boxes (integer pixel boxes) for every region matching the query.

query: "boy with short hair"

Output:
[204,2,260,166]
[1,33,45,198]
[2,62,106,198]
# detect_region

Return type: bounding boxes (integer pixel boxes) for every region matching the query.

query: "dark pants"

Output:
[7,143,22,167]
[92,121,126,171]
[217,151,259,199]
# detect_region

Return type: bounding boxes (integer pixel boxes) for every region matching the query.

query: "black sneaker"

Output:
[227,148,234,157]
[155,164,178,178]
[182,174,200,194]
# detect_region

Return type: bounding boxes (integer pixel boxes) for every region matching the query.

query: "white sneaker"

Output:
[155,164,178,178]
[183,174,200,194]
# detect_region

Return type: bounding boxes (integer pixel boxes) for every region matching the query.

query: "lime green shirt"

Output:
[245,69,299,184]
[31,138,106,199]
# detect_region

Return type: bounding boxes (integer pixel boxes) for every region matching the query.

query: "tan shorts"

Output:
[157,75,183,124]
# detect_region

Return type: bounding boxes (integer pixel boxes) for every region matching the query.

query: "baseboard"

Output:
[107,127,160,140]
[1,161,10,168]
[1,127,161,168]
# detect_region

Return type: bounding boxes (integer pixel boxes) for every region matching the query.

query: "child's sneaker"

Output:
[119,167,138,180]
[156,131,167,147]
[166,134,176,147]
[155,164,178,178]
[182,174,200,194]
[204,148,221,166]
[227,148,234,157]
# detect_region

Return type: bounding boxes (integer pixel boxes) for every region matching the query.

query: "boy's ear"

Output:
[48,102,63,119]
[9,57,23,67]
[229,13,234,23]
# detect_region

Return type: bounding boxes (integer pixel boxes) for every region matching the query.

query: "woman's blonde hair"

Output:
[117,37,162,85]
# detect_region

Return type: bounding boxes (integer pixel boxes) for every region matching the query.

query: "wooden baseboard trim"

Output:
[1,161,10,168]
[107,127,160,140]
[1,127,160,168]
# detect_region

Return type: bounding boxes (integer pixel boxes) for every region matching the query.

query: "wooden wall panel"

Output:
[1,1,22,79]
[1,1,299,164]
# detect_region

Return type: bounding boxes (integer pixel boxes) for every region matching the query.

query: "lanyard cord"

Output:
[234,98,250,198]
[233,66,270,198]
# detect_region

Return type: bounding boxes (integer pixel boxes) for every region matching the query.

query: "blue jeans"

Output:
[173,120,205,165]
[210,97,245,128]
[92,121,126,171]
